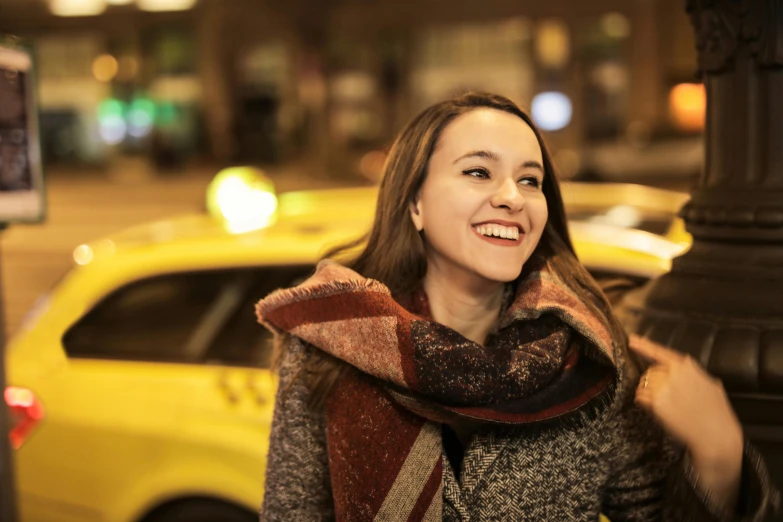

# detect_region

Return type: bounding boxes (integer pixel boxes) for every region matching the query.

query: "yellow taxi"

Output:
[5,168,691,522]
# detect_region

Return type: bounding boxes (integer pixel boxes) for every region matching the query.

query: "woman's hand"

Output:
[629,335,743,508]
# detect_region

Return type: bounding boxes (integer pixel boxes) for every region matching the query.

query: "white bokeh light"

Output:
[128,109,154,138]
[99,115,127,145]
[136,0,197,11]
[531,91,572,132]
[214,177,278,233]
[49,0,106,16]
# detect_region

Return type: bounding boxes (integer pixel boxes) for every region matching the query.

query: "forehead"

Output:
[435,108,543,161]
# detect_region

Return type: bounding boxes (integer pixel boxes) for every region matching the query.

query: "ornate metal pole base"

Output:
[617,0,783,488]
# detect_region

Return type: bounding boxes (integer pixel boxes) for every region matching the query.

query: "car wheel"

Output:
[142,499,257,522]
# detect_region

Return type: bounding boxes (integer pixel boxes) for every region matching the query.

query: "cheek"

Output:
[529,197,549,234]
[421,184,476,228]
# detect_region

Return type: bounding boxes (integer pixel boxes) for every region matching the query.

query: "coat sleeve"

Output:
[260,338,335,522]
[601,384,781,522]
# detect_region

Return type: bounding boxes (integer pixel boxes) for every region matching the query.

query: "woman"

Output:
[256,92,780,521]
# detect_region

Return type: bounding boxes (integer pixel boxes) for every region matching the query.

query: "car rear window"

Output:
[62,265,313,367]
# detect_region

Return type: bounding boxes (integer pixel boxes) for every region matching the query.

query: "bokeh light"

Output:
[97,98,126,121]
[207,168,279,234]
[156,101,178,126]
[535,19,570,69]
[136,0,197,11]
[669,83,706,132]
[99,115,127,145]
[601,13,631,39]
[128,98,156,138]
[73,244,94,266]
[590,62,627,94]
[117,56,140,82]
[531,91,573,131]
[97,99,128,144]
[49,0,107,16]
[92,54,119,83]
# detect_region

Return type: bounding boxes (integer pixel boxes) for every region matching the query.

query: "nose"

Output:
[490,177,525,213]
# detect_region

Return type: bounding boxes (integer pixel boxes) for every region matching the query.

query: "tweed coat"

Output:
[259,338,780,522]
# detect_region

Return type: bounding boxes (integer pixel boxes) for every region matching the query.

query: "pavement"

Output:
[0,157,358,338]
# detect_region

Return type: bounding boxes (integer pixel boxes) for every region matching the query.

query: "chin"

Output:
[477,266,524,284]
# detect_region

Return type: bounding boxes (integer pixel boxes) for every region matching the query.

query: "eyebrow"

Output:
[453,149,545,173]
[454,150,500,163]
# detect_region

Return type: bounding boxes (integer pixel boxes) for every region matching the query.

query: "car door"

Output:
[21,265,311,522]
[163,265,316,512]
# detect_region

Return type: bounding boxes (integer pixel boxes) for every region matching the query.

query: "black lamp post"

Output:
[619,0,783,489]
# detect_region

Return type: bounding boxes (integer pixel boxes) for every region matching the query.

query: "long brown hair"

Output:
[291,92,627,407]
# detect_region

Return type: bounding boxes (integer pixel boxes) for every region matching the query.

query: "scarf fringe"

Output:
[256,274,389,332]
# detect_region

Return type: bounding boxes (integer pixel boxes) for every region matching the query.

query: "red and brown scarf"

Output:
[256,259,618,521]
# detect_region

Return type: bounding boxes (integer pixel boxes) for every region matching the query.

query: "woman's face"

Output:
[410,108,548,285]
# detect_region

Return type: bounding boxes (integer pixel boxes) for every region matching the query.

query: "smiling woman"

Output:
[255,92,780,522]
[409,108,548,300]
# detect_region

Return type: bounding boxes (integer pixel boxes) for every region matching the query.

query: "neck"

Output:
[422,264,505,347]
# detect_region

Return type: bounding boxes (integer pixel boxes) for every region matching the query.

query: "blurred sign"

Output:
[0,38,45,225]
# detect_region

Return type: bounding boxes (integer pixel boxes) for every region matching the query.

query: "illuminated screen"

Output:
[0,43,44,223]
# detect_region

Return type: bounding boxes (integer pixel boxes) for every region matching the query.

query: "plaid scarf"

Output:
[256,259,618,521]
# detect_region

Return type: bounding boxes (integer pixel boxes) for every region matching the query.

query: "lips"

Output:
[471,219,525,233]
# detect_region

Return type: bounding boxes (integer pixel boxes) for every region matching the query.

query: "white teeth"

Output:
[474,224,519,240]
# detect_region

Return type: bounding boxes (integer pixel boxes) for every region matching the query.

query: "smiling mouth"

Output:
[471,224,524,246]
[472,223,521,241]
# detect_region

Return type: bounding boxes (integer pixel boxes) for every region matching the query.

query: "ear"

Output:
[409,197,424,232]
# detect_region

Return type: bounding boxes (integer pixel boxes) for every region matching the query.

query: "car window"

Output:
[62,266,313,365]
[205,266,313,368]
[63,271,236,363]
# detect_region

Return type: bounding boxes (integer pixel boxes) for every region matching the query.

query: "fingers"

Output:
[628,335,685,366]
[634,365,668,409]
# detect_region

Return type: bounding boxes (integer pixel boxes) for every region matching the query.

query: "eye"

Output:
[518,176,542,188]
[463,167,490,179]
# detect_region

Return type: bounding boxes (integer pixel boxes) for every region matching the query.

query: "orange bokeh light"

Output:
[92,54,119,83]
[669,83,705,132]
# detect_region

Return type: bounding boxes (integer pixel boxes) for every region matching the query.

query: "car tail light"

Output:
[4,387,44,449]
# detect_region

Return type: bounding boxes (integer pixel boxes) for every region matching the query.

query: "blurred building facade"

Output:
[0,0,704,182]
